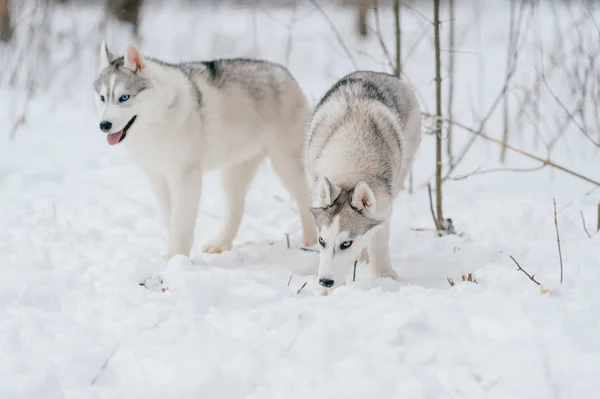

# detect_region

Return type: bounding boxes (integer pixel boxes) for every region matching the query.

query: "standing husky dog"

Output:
[93,41,317,258]
[306,71,421,291]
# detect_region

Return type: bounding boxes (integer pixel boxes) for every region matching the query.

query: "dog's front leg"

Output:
[148,173,171,231]
[165,169,203,259]
[368,222,399,281]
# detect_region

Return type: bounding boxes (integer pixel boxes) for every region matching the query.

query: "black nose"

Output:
[319,278,334,288]
[99,121,112,132]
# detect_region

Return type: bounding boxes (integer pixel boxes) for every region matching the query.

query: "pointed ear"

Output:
[100,40,114,70]
[352,181,376,212]
[316,177,337,207]
[124,42,144,72]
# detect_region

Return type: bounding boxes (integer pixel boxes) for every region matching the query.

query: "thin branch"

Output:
[401,1,432,24]
[542,73,600,147]
[509,255,541,286]
[580,210,592,239]
[372,1,394,72]
[353,260,357,282]
[427,114,600,188]
[308,0,358,69]
[445,164,546,182]
[553,199,563,284]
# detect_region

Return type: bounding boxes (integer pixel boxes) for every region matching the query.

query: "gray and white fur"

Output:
[93,41,317,258]
[306,70,422,291]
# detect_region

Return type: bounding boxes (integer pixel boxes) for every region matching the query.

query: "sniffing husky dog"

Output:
[93,41,317,258]
[306,71,422,292]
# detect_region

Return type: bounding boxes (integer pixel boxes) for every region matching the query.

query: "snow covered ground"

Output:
[1,1,600,398]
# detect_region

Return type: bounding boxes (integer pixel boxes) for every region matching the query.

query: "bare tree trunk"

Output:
[447,0,455,166]
[358,0,369,37]
[597,201,600,232]
[0,0,12,42]
[434,0,444,230]
[105,0,143,36]
[501,0,517,163]
[393,0,411,193]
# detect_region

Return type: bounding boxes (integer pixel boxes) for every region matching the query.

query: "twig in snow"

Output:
[8,114,26,141]
[300,247,318,253]
[552,199,563,284]
[90,341,121,385]
[580,211,592,238]
[446,276,455,286]
[296,282,307,295]
[285,233,290,249]
[287,275,293,287]
[509,255,540,286]
[353,260,357,282]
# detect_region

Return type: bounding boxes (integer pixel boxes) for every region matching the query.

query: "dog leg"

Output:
[268,151,317,247]
[148,173,171,231]
[203,155,263,254]
[165,169,203,259]
[368,223,399,281]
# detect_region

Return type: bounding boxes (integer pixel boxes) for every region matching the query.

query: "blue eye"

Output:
[119,94,130,102]
[340,241,353,250]
[318,237,325,248]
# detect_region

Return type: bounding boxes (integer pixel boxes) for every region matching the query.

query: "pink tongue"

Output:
[107,130,123,146]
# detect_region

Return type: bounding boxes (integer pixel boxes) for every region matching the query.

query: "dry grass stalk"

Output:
[285,233,290,249]
[287,275,293,287]
[461,271,478,284]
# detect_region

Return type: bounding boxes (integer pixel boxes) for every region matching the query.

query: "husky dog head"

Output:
[93,41,153,146]
[310,177,382,288]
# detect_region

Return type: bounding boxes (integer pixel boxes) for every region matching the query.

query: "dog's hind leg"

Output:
[267,149,317,247]
[202,154,264,254]
[368,223,399,281]
[165,169,203,259]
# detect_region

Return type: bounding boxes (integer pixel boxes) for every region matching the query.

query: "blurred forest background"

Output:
[0,0,599,229]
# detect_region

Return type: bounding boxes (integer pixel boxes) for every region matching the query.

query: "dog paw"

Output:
[202,240,232,254]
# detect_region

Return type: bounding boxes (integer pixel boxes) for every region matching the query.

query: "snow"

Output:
[1,1,600,398]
